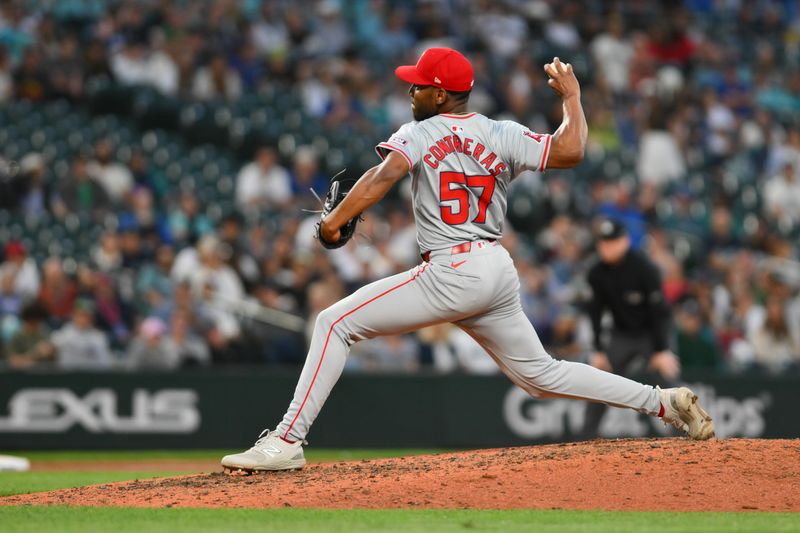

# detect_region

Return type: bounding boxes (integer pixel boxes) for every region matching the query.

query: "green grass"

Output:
[0,471,185,497]
[0,507,797,533]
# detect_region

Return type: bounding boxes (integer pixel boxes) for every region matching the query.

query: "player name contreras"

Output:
[422,134,508,176]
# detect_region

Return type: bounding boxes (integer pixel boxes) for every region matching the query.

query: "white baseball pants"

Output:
[276,240,661,441]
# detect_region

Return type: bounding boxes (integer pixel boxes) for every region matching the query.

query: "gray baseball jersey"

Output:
[375,112,552,253]
[274,112,662,443]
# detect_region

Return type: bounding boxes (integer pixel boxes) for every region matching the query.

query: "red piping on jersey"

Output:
[376,142,413,169]
[540,134,552,171]
[440,112,477,119]
[283,263,430,440]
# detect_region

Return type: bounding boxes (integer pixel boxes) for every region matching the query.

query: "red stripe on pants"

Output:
[283,264,429,439]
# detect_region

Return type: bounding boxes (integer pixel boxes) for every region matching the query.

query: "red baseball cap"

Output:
[395,48,474,92]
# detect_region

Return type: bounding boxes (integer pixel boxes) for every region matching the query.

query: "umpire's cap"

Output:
[596,219,628,241]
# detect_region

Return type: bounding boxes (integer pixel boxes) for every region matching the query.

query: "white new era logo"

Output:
[434,76,442,84]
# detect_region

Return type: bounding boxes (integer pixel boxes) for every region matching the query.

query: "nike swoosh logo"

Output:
[451,260,467,269]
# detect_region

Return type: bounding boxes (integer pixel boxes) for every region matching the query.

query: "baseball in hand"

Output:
[544,57,580,99]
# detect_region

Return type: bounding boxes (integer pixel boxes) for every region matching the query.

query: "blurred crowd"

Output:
[1,0,799,374]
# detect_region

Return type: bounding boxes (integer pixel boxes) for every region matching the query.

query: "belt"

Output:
[421,239,495,262]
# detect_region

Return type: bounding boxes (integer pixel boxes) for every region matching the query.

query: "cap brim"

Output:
[395,65,432,86]
[597,231,626,241]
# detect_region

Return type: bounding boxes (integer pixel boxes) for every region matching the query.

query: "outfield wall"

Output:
[0,370,792,449]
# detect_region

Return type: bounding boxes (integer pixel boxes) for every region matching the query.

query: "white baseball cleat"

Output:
[659,386,715,440]
[221,429,306,473]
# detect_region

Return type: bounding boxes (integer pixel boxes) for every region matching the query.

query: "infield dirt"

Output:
[3,438,799,512]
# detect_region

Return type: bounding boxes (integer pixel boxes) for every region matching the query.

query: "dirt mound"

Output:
[3,439,799,511]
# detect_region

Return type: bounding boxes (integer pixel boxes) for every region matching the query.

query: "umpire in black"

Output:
[582,219,680,438]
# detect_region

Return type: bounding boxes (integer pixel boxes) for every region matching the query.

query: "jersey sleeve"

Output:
[496,120,552,175]
[375,122,421,170]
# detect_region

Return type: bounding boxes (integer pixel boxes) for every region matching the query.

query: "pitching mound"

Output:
[3,439,799,511]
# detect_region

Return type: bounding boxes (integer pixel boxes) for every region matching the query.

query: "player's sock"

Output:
[658,403,665,417]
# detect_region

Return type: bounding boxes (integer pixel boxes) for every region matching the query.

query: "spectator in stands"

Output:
[290,146,328,202]
[51,299,113,370]
[645,229,687,304]
[371,9,414,60]
[235,146,292,211]
[177,236,244,344]
[218,213,259,289]
[0,241,40,303]
[0,44,12,102]
[191,52,241,101]
[17,153,52,218]
[302,1,350,57]
[636,105,686,187]
[750,296,800,373]
[674,299,722,370]
[37,258,77,327]
[129,150,167,201]
[119,187,171,250]
[591,15,634,95]
[187,235,243,301]
[167,190,213,247]
[118,225,148,269]
[163,312,210,367]
[475,3,528,59]
[47,34,84,101]
[52,156,110,219]
[4,302,55,370]
[646,22,695,68]
[250,2,289,58]
[703,88,736,161]
[110,34,176,96]
[136,243,175,317]
[545,4,582,53]
[88,138,134,204]
[126,316,172,369]
[518,263,559,342]
[84,39,113,85]
[245,224,271,263]
[92,273,131,346]
[704,204,740,254]
[13,47,48,101]
[145,28,179,96]
[0,273,23,344]
[764,162,800,230]
[230,40,264,93]
[92,231,123,274]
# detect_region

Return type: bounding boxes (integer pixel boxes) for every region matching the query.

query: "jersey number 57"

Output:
[439,171,495,225]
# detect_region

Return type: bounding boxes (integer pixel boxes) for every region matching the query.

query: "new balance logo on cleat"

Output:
[220,429,306,473]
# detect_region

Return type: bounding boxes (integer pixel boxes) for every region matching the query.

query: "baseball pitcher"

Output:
[222,48,714,472]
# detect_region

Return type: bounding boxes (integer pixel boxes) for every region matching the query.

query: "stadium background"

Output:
[0,0,799,449]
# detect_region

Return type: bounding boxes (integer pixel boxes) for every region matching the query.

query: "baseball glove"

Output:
[316,178,360,249]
